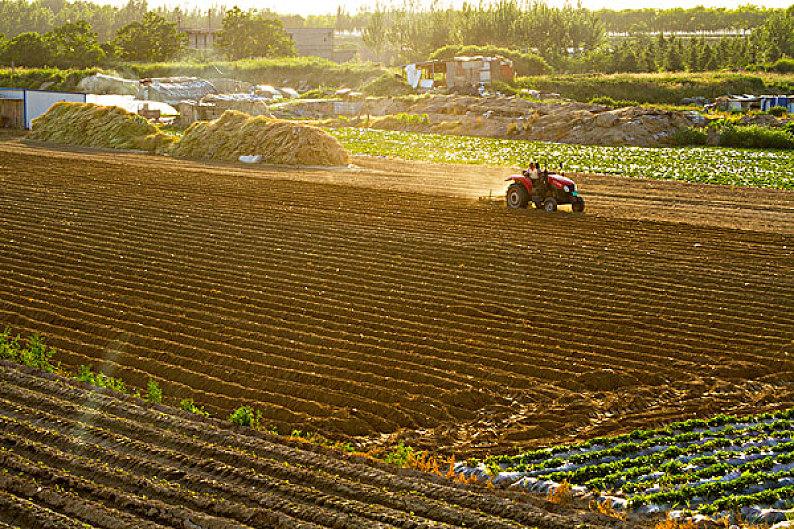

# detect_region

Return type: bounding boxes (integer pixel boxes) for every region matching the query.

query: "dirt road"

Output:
[0,141,792,455]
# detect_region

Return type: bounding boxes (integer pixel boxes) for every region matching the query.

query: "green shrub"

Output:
[18,334,56,373]
[384,442,415,466]
[429,44,551,76]
[766,57,794,73]
[719,124,794,149]
[179,398,210,417]
[0,67,100,91]
[76,365,127,393]
[122,57,384,90]
[766,105,788,116]
[491,80,519,96]
[146,378,162,404]
[673,127,709,146]
[0,327,21,362]
[515,72,793,105]
[361,72,414,97]
[394,112,430,125]
[299,86,336,99]
[0,328,55,373]
[229,405,262,428]
[589,96,639,108]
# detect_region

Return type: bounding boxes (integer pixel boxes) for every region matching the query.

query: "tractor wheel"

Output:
[543,197,558,212]
[506,184,529,209]
[572,198,585,213]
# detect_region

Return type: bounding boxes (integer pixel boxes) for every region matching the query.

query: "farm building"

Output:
[406,56,515,91]
[182,27,353,62]
[760,95,793,113]
[184,28,217,50]
[0,89,86,129]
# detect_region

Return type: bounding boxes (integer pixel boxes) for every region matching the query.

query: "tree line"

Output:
[0,0,790,73]
[0,5,299,67]
[364,1,792,69]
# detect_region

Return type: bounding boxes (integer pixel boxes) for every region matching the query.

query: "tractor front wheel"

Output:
[543,197,558,212]
[506,184,529,209]
[572,198,585,213]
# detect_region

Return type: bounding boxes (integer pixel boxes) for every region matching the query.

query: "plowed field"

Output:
[2,361,627,529]
[0,141,792,456]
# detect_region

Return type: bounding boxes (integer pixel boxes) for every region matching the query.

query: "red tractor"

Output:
[505,170,585,213]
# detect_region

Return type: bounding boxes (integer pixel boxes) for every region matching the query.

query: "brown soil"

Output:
[1,361,646,529]
[0,140,791,459]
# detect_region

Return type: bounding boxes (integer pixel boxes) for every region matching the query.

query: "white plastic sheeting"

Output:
[86,95,178,116]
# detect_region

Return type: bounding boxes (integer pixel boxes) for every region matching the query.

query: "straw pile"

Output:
[30,102,175,153]
[170,111,350,166]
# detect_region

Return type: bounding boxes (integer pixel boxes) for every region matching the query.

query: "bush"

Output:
[229,405,262,428]
[766,105,788,116]
[490,80,519,96]
[719,124,794,149]
[361,72,414,97]
[0,329,56,372]
[429,44,551,76]
[766,57,794,73]
[146,378,162,404]
[180,398,210,417]
[76,365,127,393]
[589,96,639,108]
[384,442,415,466]
[123,57,384,90]
[673,127,709,146]
[0,67,100,91]
[0,328,21,362]
[394,113,430,125]
[515,72,793,105]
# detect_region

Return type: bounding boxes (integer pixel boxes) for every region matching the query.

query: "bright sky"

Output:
[156,0,792,13]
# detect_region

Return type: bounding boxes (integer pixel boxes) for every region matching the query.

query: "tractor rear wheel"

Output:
[543,197,558,212]
[572,198,585,213]
[506,184,529,209]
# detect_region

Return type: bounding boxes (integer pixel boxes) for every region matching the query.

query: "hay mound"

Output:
[170,111,350,166]
[30,102,175,153]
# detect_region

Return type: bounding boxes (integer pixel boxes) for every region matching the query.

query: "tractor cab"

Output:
[505,171,584,213]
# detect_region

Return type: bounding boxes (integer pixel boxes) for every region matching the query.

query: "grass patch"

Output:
[516,72,794,105]
[0,67,101,91]
[120,57,384,89]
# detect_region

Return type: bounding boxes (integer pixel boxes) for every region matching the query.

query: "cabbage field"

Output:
[331,128,794,190]
[457,409,794,522]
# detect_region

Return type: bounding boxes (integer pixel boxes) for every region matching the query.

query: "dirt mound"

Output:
[288,95,704,147]
[29,102,175,153]
[171,110,350,166]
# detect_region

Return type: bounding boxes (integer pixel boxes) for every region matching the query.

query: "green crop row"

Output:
[630,468,794,508]
[329,128,794,189]
[514,419,792,474]
[491,412,794,468]
[535,431,793,484]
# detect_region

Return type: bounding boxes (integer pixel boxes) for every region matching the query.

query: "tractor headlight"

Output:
[563,185,570,193]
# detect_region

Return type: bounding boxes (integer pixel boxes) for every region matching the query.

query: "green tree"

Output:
[687,40,700,71]
[216,6,295,60]
[664,40,684,71]
[754,6,793,62]
[49,20,105,68]
[700,44,718,71]
[114,11,185,62]
[0,31,52,67]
